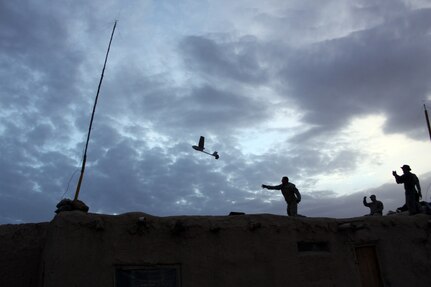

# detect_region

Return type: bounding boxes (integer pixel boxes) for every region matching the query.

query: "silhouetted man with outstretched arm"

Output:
[262,176,301,216]
[392,164,422,215]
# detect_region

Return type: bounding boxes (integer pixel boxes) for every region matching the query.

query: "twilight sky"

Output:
[1,0,431,224]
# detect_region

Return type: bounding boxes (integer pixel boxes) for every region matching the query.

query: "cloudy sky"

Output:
[1,0,431,224]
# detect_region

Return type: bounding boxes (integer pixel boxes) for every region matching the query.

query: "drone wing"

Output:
[198,136,205,150]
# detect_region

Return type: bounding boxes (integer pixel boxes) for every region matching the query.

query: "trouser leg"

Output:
[287,201,298,216]
[406,192,419,215]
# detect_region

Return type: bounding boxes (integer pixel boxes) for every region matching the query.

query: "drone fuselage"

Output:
[192,145,204,151]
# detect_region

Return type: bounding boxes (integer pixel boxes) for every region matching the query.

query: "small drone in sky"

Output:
[192,136,219,159]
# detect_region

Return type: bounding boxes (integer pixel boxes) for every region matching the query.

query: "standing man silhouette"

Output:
[262,176,301,216]
[392,165,422,215]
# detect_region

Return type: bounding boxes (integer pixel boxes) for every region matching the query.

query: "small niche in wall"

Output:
[115,264,181,287]
[297,241,330,253]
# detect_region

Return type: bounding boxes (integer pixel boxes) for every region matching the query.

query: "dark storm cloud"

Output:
[0,128,80,223]
[180,35,268,84]
[177,85,270,130]
[0,0,89,163]
[253,0,410,44]
[0,1,84,106]
[279,8,431,140]
[102,59,270,134]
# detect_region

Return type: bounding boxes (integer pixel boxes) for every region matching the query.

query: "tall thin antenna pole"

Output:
[74,21,118,201]
[424,104,431,142]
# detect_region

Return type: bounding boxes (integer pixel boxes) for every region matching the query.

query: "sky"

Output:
[1,0,431,224]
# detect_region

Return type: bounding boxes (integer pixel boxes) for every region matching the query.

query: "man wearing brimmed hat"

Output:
[392,165,422,215]
[363,195,384,216]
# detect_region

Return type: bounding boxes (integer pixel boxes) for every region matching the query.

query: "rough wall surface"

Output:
[0,212,430,287]
[0,222,49,287]
[38,211,431,287]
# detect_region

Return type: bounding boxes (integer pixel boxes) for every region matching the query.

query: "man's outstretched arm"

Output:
[262,184,282,190]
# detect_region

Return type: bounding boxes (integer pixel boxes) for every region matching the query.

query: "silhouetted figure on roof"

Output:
[262,176,301,216]
[392,164,422,215]
[363,195,384,216]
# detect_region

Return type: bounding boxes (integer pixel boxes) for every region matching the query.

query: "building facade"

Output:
[1,211,430,286]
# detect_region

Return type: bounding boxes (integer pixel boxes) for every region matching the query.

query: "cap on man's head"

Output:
[370,194,376,198]
[401,164,411,171]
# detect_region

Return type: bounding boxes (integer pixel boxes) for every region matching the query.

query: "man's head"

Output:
[401,165,411,173]
[370,195,377,202]
[282,176,289,184]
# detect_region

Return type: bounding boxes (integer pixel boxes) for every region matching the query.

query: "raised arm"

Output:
[392,171,403,184]
[363,196,370,207]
